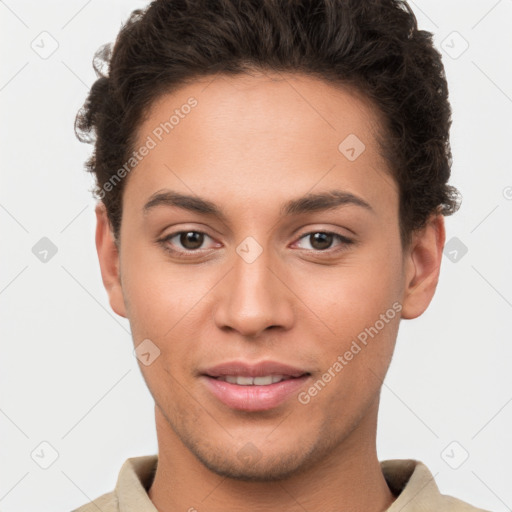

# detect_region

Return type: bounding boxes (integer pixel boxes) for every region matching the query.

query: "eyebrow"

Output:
[142,189,375,220]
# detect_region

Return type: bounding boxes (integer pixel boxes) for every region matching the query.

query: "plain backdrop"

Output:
[1,1,511,511]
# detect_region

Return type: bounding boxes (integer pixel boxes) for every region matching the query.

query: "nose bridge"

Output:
[212,237,294,337]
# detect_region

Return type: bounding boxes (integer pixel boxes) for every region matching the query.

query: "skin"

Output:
[95,71,445,512]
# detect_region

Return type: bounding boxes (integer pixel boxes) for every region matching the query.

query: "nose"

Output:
[212,244,295,338]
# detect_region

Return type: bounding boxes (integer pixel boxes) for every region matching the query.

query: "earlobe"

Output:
[400,213,446,320]
[95,201,127,318]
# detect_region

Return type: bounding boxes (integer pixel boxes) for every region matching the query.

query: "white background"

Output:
[1,1,511,511]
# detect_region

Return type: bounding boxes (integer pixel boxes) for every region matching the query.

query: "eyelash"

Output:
[157,230,354,258]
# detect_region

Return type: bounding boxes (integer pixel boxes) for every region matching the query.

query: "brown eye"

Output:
[179,231,204,250]
[308,232,333,250]
[295,231,354,253]
[160,230,216,254]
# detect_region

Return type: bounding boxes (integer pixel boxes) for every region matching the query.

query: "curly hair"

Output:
[75,0,460,249]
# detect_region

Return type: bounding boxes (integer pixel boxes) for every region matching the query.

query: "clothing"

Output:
[72,455,491,512]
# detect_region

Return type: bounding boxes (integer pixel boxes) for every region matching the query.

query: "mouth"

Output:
[209,374,309,385]
[200,360,312,411]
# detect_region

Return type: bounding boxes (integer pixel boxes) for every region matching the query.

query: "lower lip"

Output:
[201,375,310,411]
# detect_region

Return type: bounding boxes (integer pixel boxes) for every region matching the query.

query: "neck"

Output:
[148,401,396,512]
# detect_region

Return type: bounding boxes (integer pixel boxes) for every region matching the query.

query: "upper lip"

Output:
[201,360,310,378]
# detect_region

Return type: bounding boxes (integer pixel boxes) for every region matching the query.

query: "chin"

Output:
[193,447,314,482]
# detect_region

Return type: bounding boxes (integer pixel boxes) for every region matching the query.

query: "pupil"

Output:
[181,232,203,250]
[311,232,332,250]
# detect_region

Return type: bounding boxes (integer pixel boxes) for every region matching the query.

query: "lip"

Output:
[201,374,311,411]
[201,360,309,378]
[200,360,311,411]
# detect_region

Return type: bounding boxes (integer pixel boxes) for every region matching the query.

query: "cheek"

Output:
[120,247,203,336]
[306,255,401,336]
[120,250,220,389]
[303,243,402,384]
[305,281,400,425]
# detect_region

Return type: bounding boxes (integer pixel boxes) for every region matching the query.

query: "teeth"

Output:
[220,375,288,385]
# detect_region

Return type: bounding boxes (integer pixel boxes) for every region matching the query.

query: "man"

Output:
[73,0,490,510]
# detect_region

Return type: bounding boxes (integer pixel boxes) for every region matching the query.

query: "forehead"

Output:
[139,71,384,154]
[126,71,397,217]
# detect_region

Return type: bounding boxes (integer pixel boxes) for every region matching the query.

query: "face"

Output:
[96,71,444,481]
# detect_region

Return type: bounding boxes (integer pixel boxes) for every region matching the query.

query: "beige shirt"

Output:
[72,455,491,512]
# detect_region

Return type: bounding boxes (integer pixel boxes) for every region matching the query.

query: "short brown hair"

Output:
[75,0,460,248]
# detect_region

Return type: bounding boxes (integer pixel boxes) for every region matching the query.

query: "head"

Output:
[76,0,459,481]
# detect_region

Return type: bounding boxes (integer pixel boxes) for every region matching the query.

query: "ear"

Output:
[95,201,127,318]
[400,213,446,320]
